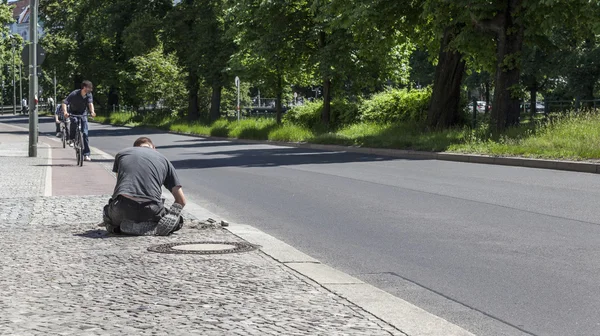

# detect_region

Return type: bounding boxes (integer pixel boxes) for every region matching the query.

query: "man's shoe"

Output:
[103,214,121,234]
[56,132,62,137]
[84,155,91,161]
[156,203,183,236]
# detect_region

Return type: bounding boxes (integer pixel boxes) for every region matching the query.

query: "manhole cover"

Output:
[147,241,259,255]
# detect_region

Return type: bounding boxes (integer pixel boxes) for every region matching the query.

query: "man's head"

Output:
[81,80,93,94]
[134,137,155,149]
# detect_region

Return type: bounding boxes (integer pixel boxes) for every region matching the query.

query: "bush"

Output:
[284,99,360,129]
[331,99,361,127]
[209,119,230,137]
[284,100,322,129]
[360,88,431,124]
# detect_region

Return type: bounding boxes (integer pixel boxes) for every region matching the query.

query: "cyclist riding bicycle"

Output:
[54,104,69,139]
[62,80,96,161]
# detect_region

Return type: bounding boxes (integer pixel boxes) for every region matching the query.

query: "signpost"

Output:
[28,0,39,157]
[235,76,240,121]
[12,41,16,115]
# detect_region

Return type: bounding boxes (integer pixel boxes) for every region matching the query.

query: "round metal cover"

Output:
[148,241,259,255]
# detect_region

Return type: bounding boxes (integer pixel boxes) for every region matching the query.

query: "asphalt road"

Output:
[4,114,600,336]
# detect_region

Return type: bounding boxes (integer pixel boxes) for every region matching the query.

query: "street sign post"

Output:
[28,0,39,157]
[235,76,240,121]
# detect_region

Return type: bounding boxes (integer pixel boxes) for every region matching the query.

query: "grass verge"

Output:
[93,111,600,161]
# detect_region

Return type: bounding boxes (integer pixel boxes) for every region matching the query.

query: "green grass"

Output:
[93,111,600,161]
[95,112,139,126]
[450,113,600,160]
[268,124,315,142]
[311,122,465,152]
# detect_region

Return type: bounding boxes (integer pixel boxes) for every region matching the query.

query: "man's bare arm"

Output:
[62,103,68,118]
[88,103,96,117]
[171,186,186,207]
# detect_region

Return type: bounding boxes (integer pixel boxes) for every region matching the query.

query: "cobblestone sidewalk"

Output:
[0,130,404,335]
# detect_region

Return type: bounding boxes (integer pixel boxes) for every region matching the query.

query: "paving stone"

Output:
[0,131,405,336]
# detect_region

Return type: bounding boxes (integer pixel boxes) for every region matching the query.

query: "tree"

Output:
[119,44,186,112]
[426,25,467,129]
[0,2,18,106]
[165,0,235,122]
[314,0,415,125]
[228,0,313,124]
[40,0,173,107]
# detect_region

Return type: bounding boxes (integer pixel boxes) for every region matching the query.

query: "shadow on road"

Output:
[89,126,162,138]
[0,130,28,135]
[157,140,240,150]
[169,147,413,170]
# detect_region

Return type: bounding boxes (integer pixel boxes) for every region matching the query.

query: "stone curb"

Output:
[89,120,600,175]
[191,136,600,174]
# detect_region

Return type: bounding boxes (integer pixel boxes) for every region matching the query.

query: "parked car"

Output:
[466,101,491,113]
[522,102,545,113]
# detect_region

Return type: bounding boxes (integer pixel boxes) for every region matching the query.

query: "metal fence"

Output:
[542,99,600,114]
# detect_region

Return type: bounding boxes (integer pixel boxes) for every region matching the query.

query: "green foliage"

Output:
[269,124,315,142]
[97,108,600,161]
[284,101,322,129]
[453,112,600,160]
[228,119,277,140]
[311,122,464,152]
[284,99,360,129]
[0,2,16,91]
[360,88,432,123]
[221,82,253,114]
[119,44,186,111]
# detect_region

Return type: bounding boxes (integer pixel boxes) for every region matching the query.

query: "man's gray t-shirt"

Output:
[64,89,93,114]
[112,147,181,203]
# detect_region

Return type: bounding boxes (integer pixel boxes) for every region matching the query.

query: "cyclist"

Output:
[62,80,96,161]
[54,104,70,141]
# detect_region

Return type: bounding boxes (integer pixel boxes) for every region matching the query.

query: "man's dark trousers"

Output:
[103,196,183,235]
[69,115,90,156]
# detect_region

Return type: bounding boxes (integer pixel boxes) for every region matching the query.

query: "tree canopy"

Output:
[33,0,600,130]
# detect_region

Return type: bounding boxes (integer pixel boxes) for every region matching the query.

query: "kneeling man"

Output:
[103,137,187,236]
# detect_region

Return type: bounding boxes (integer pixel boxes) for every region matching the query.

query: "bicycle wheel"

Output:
[74,129,81,165]
[77,131,84,167]
[61,124,66,148]
[76,148,81,166]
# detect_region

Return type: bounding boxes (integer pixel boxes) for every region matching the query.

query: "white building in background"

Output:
[6,0,44,41]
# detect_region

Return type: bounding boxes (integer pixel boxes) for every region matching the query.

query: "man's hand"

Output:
[171,186,187,208]
[91,111,96,118]
[55,117,60,124]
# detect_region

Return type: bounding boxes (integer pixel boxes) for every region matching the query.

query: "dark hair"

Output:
[134,137,154,147]
[81,80,93,89]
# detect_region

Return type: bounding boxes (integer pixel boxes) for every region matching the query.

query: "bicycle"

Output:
[58,118,69,149]
[68,114,87,167]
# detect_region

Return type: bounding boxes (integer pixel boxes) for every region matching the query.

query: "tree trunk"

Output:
[485,80,491,115]
[318,31,332,126]
[276,72,283,124]
[530,86,537,118]
[490,0,525,132]
[322,78,332,126]
[187,71,200,121]
[427,26,466,129]
[209,84,222,122]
